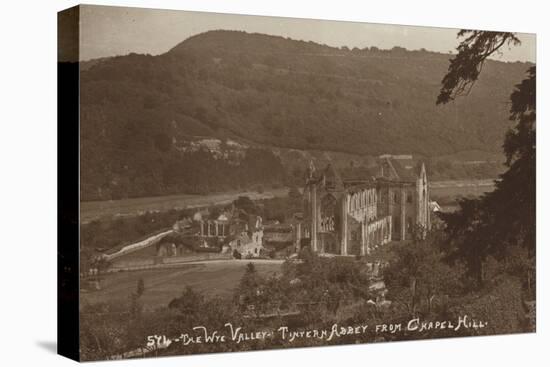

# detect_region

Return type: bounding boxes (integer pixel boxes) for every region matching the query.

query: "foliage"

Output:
[233,263,269,315]
[447,276,528,336]
[259,196,294,222]
[80,207,194,252]
[437,31,520,104]
[233,196,258,215]
[168,286,205,317]
[437,31,535,288]
[80,303,129,360]
[136,278,145,298]
[287,186,303,214]
[80,30,530,201]
[383,234,465,317]
[80,230,533,361]
[81,144,285,201]
[129,278,145,319]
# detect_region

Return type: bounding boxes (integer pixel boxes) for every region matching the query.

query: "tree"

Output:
[288,186,302,213]
[437,31,535,286]
[129,278,145,318]
[436,31,520,105]
[383,235,464,317]
[288,186,301,200]
[439,197,492,285]
[487,67,536,251]
[168,286,204,316]
[234,263,268,316]
[136,278,145,298]
[233,196,257,214]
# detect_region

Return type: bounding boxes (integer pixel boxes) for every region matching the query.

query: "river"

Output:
[80,188,289,223]
[80,179,496,223]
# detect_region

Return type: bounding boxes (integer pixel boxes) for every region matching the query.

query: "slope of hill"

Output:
[79,30,532,201]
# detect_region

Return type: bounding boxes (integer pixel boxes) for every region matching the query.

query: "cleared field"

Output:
[81,260,282,309]
[434,150,504,163]
[80,188,288,223]
[430,179,495,198]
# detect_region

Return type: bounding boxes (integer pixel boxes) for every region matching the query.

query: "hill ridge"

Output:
[78,29,532,200]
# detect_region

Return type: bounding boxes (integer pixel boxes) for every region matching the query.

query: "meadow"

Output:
[429,179,495,204]
[81,260,283,309]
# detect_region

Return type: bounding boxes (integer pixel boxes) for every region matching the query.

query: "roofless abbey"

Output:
[301,156,430,256]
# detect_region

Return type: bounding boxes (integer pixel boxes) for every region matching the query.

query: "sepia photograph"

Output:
[57,4,536,362]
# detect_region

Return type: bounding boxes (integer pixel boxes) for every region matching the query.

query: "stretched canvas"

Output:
[58,4,536,362]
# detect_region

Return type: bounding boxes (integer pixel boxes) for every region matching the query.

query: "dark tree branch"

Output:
[438,30,535,285]
[436,31,521,105]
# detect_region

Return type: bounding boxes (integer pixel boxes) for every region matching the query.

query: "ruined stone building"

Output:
[301,157,430,256]
[263,221,301,257]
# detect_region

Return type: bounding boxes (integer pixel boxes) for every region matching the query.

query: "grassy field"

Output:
[429,179,495,199]
[81,260,282,310]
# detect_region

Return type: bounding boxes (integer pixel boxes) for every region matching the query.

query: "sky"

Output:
[78,5,536,62]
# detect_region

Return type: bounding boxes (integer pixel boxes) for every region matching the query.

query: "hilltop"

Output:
[79,30,532,200]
